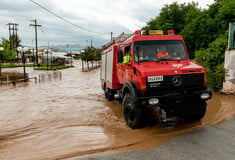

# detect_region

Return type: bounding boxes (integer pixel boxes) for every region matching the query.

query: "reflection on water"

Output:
[0,60,234,160]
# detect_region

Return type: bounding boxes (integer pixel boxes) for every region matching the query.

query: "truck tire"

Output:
[182,101,207,121]
[105,87,114,101]
[122,93,146,129]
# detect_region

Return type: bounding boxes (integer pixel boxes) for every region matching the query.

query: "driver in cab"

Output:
[122,48,131,65]
[156,46,170,59]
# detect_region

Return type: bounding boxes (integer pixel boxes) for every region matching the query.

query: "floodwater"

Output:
[0,60,234,160]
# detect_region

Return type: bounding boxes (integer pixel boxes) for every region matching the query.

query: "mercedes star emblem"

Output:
[172,76,182,86]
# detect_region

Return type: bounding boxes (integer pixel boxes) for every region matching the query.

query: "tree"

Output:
[180,11,216,58]
[181,0,235,57]
[94,48,102,61]
[10,35,21,49]
[81,47,102,70]
[141,0,234,58]
[9,35,21,58]
[1,38,16,61]
[141,2,202,58]
[141,0,235,91]
[0,38,16,73]
[94,48,102,66]
[142,2,200,35]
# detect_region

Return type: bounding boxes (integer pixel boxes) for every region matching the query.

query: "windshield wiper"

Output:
[158,57,171,61]
[174,57,181,62]
[139,59,159,63]
[139,59,152,62]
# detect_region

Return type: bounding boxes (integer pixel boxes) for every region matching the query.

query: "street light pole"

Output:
[47,42,50,70]
[22,49,26,81]
[17,47,27,81]
[32,39,35,68]
[0,47,3,74]
[47,49,49,71]
[50,52,52,69]
[70,51,72,66]
[23,53,26,81]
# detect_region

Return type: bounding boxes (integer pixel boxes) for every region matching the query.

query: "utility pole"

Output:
[30,19,41,65]
[7,23,12,48]
[12,24,15,49]
[7,23,18,49]
[14,24,18,49]
[47,42,49,71]
[7,23,19,59]
[90,38,92,48]
[7,23,11,41]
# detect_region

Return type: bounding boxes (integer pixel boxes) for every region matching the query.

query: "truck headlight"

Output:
[149,98,159,105]
[201,93,210,100]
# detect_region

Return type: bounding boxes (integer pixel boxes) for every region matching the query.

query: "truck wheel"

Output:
[105,87,114,101]
[182,101,207,121]
[122,93,146,129]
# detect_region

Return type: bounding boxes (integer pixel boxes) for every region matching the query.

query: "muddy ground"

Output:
[0,60,235,160]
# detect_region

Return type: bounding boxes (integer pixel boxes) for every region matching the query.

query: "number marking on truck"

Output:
[148,76,163,82]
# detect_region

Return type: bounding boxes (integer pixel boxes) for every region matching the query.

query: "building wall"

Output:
[223,50,235,93]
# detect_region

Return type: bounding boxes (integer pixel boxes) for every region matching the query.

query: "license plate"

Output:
[148,76,163,82]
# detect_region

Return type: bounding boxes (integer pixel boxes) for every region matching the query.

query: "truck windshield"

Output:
[134,40,188,62]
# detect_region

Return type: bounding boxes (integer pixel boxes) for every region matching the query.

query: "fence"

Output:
[38,71,62,82]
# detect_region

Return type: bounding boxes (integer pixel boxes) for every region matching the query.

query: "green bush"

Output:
[73,55,81,60]
[195,33,227,91]
[2,64,34,68]
[195,49,208,68]
[34,65,72,70]
[206,64,225,92]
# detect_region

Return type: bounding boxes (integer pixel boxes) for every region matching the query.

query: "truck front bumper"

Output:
[136,88,212,107]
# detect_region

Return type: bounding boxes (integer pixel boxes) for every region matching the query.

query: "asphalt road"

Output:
[76,116,235,160]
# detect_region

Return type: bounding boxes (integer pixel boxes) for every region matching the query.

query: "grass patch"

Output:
[34,65,73,70]
[1,63,73,70]
[73,56,81,60]
[2,64,34,68]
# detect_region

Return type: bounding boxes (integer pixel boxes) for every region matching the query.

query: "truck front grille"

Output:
[146,73,204,96]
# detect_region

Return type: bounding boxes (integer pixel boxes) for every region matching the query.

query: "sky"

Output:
[0,0,214,47]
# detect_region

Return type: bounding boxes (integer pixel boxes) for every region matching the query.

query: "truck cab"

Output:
[101,30,212,129]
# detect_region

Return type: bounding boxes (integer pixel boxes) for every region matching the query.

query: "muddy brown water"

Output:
[0,60,234,160]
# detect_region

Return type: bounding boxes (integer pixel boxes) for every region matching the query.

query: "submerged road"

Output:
[0,60,234,160]
[76,116,235,160]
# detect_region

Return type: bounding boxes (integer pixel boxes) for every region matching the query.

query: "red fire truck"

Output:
[101,30,212,129]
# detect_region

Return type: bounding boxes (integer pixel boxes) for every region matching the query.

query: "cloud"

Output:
[0,0,214,46]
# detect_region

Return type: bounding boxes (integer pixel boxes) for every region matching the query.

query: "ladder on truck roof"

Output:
[104,32,134,49]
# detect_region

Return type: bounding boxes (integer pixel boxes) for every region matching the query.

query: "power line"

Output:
[29,0,109,35]
[17,28,86,40]
[40,27,93,39]
[39,28,75,45]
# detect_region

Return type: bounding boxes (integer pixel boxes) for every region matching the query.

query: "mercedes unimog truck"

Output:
[101,30,212,129]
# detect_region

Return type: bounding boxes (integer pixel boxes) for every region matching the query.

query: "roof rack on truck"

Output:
[104,32,134,50]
